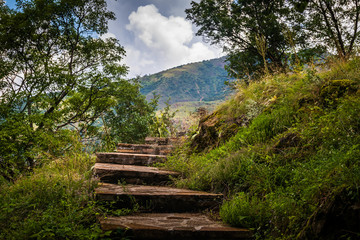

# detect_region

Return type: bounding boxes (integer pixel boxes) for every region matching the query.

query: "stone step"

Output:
[116,143,174,155]
[93,163,179,185]
[95,183,223,212]
[100,213,252,240]
[145,137,179,145]
[96,152,166,166]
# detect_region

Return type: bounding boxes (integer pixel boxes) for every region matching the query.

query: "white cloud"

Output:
[100,32,117,40]
[124,4,223,77]
[124,46,156,77]
[127,5,193,49]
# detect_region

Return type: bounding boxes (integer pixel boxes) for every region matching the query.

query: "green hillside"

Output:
[164,58,360,239]
[139,57,231,107]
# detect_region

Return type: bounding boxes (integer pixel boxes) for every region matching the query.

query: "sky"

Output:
[5,0,224,78]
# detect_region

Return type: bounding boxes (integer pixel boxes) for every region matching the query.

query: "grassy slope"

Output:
[0,150,103,239]
[165,59,360,239]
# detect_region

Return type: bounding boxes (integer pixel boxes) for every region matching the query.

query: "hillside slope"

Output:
[164,58,360,239]
[139,57,231,107]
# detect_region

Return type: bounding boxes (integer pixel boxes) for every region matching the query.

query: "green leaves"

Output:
[0,150,101,240]
[299,0,360,59]
[186,0,293,79]
[102,79,158,144]
[187,0,360,82]
[0,0,156,179]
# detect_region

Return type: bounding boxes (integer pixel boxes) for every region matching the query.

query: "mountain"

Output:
[139,57,232,107]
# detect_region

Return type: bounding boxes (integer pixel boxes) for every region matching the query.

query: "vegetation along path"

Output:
[93,137,252,239]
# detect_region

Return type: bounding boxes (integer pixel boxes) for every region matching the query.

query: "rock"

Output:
[100,213,252,240]
[93,163,179,185]
[116,143,174,155]
[93,138,252,239]
[190,111,246,152]
[145,137,179,145]
[96,152,166,166]
[95,183,223,212]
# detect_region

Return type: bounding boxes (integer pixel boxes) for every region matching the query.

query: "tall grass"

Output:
[165,58,360,239]
[0,151,102,239]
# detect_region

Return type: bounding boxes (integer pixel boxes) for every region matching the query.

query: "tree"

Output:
[148,98,177,138]
[187,0,360,81]
[103,78,158,145]
[294,0,360,60]
[0,0,155,180]
[186,0,295,80]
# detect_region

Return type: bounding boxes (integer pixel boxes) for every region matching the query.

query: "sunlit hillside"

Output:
[165,58,360,239]
[139,57,232,107]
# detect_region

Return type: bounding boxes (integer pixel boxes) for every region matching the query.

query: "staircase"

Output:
[93,137,252,239]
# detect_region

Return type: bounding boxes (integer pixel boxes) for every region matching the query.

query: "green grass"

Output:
[0,152,103,240]
[164,58,360,239]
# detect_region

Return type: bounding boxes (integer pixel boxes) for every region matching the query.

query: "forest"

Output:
[1,0,360,239]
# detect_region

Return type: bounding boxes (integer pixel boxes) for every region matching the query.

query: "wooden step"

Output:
[145,137,179,145]
[93,163,179,185]
[95,183,223,212]
[100,213,252,240]
[96,152,166,166]
[116,143,174,155]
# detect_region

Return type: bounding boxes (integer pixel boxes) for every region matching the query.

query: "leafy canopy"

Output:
[186,0,360,80]
[186,0,296,80]
[294,0,360,60]
[0,0,155,180]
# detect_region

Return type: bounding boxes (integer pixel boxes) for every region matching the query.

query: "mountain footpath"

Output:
[1,59,359,240]
[93,137,252,239]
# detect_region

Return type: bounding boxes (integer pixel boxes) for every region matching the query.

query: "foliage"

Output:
[102,78,158,145]
[149,99,177,137]
[186,0,299,79]
[294,0,360,60]
[165,58,360,239]
[186,0,359,81]
[0,0,156,179]
[0,133,138,239]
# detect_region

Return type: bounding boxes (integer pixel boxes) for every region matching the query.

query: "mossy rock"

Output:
[190,111,245,152]
[218,123,239,143]
[190,112,221,152]
[320,79,357,107]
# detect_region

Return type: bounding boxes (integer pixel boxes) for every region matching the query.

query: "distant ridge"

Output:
[139,57,232,107]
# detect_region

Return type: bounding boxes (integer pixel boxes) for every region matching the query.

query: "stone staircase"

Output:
[93,137,252,239]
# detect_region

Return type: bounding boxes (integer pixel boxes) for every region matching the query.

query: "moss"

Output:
[190,111,222,152]
[190,110,246,152]
[168,59,360,239]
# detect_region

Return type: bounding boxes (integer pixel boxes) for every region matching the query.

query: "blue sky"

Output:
[4,0,223,78]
